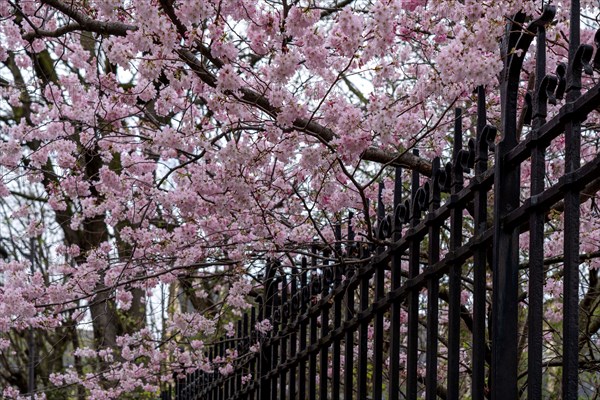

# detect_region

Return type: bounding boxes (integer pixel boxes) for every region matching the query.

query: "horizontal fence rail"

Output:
[162,4,600,400]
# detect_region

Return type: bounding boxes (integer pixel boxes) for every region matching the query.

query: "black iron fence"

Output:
[162,4,600,399]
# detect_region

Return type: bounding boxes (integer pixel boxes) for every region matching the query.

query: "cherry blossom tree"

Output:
[0,0,600,398]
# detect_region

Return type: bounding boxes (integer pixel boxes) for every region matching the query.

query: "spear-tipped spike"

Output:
[594,29,600,71]
[523,91,533,126]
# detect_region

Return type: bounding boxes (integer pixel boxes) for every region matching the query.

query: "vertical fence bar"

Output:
[357,244,370,399]
[193,369,197,399]
[388,166,404,400]
[192,370,197,400]
[212,344,217,400]
[563,1,582,398]
[407,151,422,399]
[425,158,441,400]
[199,350,206,400]
[221,342,227,400]
[200,368,204,398]
[528,18,552,399]
[175,369,182,399]
[197,369,202,397]
[198,367,203,400]
[250,306,257,400]
[332,223,343,400]
[27,239,35,400]
[183,368,188,400]
[344,216,356,400]
[204,352,210,400]
[260,262,276,400]
[289,270,298,400]
[218,341,224,400]
[255,303,262,400]
[238,319,244,398]
[299,258,308,400]
[235,321,241,397]
[234,340,240,397]
[447,108,464,399]
[271,276,280,400]
[221,340,226,400]
[200,367,204,399]
[319,252,330,399]
[225,343,230,399]
[213,346,219,400]
[280,274,288,400]
[223,340,228,400]
[372,182,386,400]
[492,13,526,399]
[242,313,250,400]
[214,347,218,399]
[309,262,318,400]
[473,87,492,400]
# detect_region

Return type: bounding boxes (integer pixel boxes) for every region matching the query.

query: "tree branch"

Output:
[23,0,137,41]
[177,50,433,175]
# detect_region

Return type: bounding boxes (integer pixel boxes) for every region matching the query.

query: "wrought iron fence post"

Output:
[472,86,494,400]
[492,12,525,400]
